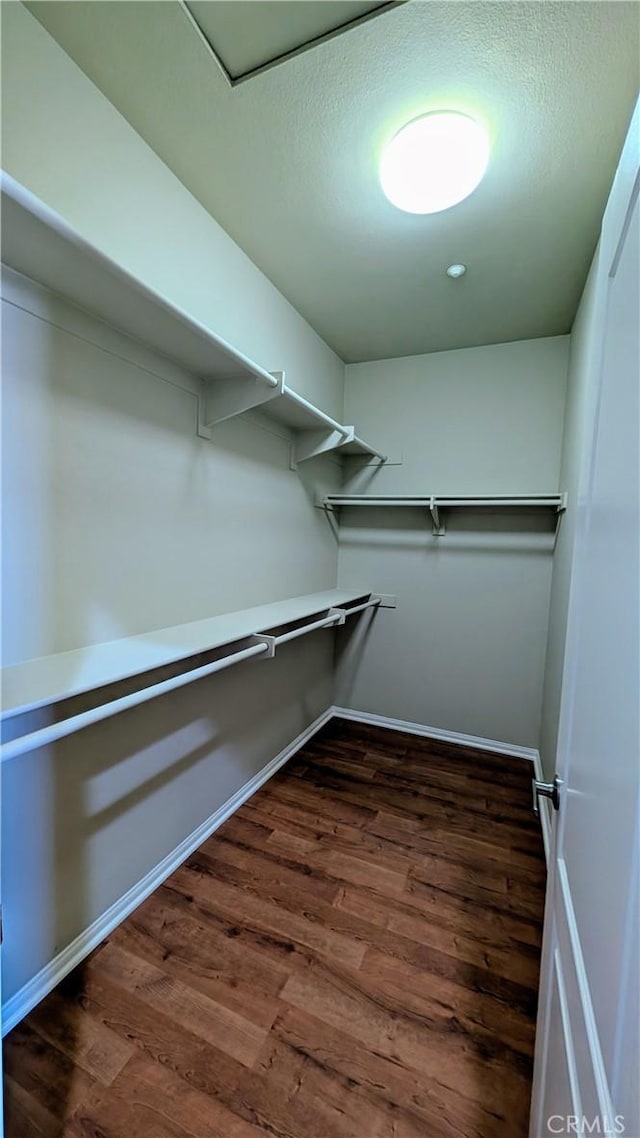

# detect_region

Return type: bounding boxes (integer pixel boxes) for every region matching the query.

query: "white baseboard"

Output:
[1,706,334,1038]
[332,705,540,763]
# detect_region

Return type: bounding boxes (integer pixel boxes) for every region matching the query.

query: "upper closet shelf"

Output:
[0,174,277,390]
[206,376,388,465]
[0,174,387,468]
[320,492,567,535]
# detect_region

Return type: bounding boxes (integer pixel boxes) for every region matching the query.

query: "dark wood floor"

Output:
[4,719,546,1138]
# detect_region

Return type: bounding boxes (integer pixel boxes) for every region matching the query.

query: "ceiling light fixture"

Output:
[379,112,490,215]
[446,263,467,278]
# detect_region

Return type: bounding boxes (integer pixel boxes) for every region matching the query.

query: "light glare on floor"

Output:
[379,112,490,215]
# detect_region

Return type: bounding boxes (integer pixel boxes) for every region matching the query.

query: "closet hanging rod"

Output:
[276,612,342,640]
[253,599,380,657]
[339,436,389,463]
[324,497,430,506]
[0,596,383,759]
[0,641,269,763]
[277,597,381,631]
[253,609,347,656]
[365,448,388,463]
[284,386,347,436]
[258,611,343,650]
[425,495,566,508]
[338,597,382,616]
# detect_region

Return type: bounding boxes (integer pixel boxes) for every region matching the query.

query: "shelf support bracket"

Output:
[204,370,284,429]
[291,425,352,468]
[196,381,213,439]
[429,496,446,536]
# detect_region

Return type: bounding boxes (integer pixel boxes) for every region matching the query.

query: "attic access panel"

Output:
[184,0,403,85]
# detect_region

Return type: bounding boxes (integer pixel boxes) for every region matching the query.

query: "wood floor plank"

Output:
[403,871,543,944]
[357,945,536,1061]
[271,1004,512,1138]
[25,983,136,1086]
[279,959,532,1120]
[266,773,539,850]
[369,811,546,874]
[61,964,248,1101]
[4,721,545,1138]
[231,1032,390,1138]
[64,1075,195,1138]
[3,1074,63,1138]
[3,1020,95,1121]
[93,942,270,1068]
[334,881,542,993]
[171,857,368,970]
[91,1054,266,1138]
[202,823,343,904]
[296,758,541,833]
[117,883,291,1002]
[310,744,536,810]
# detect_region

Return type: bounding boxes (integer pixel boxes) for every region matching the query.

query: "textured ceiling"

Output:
[23,1,640,362]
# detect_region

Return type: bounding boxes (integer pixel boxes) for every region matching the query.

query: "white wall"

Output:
[336,337,569,748]
[0,2,345,419]
[0,4,347,1015]
[2,273,341,661]
[0,269,341,1010]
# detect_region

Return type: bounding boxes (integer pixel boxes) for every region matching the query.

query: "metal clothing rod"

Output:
[0,641,269,763]
[323,502,428,512]
[433,496,563,507]
[348,437,389,463]
[273,611,343,645]
[341,596,380,614]
[326,495,428,502]
[254,599,382,657]
[284,386,347,435]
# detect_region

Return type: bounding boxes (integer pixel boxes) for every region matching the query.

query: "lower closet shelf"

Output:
[319,492,567,535]
[1,589,380,759]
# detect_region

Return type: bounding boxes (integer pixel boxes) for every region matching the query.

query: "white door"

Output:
[530,111,639,1138]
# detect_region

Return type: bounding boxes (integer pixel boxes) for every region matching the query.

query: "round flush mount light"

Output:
[446,263,467,278]
[379,112,490,214]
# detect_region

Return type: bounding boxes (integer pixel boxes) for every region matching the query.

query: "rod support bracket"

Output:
[327,607,347,625]
[429,496,446,536]
[249,634,276,658]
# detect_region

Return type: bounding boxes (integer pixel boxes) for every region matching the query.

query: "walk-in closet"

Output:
[1,3,638,1136]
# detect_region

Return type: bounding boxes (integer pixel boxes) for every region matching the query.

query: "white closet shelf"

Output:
[319,492,567,535]
[1,589,378,722]
[0,174,387,467]
[0,173,277,392]
[203,374,387,465]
